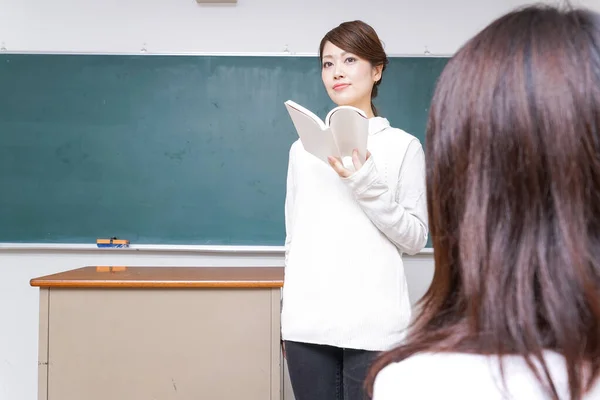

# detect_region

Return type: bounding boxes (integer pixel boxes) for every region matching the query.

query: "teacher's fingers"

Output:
[351,149,363,171]
[328,156,351,178]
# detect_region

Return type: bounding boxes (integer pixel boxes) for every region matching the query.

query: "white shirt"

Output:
[373,352,600,399]
[281,117,428,351]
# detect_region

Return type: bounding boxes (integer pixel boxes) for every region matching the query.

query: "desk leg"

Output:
[271,288,282,400]
[38,288,49,400]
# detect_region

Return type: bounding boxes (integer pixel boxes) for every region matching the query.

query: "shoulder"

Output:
[373,353,460,399]
[373,117,419,142]
[372,351,585,400]
[375,121,423,152]
[372,125,424,171]
[289,139,302,153]
[288,139,303,160]
[372,353,502,399]
[388,126,420,142]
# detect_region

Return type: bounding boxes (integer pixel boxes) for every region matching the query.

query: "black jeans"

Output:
[284,340,379,400]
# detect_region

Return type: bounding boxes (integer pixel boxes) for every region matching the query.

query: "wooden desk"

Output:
[31,266,284,400]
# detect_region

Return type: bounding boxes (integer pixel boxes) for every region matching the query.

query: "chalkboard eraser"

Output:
[197,0,237,3]
[96,266,127,272]
[96,238,130,248]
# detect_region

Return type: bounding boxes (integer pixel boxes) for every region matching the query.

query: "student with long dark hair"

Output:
[367,4,600,400]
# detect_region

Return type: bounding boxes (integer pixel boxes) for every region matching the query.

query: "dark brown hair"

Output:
[366,4,600,399]
[319,20,389,116]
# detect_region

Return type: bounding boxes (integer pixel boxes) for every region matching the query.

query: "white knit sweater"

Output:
[281,117,428,351]
[373,352,600,399]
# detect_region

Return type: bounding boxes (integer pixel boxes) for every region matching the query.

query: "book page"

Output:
[328,107,369,164]
[284,100,327,130]
[284,101,339,162]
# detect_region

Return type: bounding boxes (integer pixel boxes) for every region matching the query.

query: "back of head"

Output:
[319,20,389,116]
[367,4,600,399]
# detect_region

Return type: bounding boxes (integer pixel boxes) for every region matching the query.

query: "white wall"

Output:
[2,0,600,399]
[2,0,597,55]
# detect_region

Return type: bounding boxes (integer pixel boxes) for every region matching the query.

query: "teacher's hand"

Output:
[328,149,371,178]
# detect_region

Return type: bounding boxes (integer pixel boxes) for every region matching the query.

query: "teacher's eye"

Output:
[345,57,356,64]
[322,61,333,68]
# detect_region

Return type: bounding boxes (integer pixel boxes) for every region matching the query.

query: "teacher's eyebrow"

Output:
[322,52,349,59]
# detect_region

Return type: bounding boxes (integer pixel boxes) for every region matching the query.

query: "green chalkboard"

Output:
[0,54,447,245]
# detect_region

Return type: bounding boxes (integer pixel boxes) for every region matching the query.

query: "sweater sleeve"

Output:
[284,144,297,267]
[341,139,428,255]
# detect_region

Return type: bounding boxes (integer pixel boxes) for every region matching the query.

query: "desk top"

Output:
[30,266,284,288]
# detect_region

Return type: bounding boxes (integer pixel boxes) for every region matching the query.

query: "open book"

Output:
[284,100,369,168]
